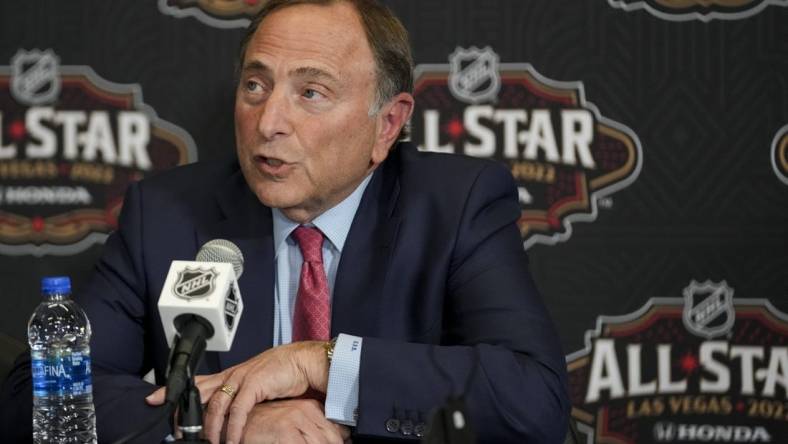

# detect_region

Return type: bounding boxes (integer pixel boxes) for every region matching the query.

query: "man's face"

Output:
[235,3,391,223]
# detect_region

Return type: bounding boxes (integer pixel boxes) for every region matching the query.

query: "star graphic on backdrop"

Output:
[679,351,699,374]
[443,117,465,140]
[8,120,26,140]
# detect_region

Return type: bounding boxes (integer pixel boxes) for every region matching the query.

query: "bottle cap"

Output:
[41,276,71,295]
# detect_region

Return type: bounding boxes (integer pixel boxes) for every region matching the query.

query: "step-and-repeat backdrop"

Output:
[1,1,786,442]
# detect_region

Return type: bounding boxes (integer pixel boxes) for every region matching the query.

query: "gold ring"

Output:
[219,384,236,398]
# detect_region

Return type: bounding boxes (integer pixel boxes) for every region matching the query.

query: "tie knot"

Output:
[292,226,324,263]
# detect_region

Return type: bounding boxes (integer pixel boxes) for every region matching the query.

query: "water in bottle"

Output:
[28,276,97,443]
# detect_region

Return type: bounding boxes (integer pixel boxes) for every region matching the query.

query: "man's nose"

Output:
[257,87,292,141]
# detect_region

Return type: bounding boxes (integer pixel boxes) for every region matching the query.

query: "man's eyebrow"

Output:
[242,60,271,74]
[241,62,339,85]
[291,66,339,84]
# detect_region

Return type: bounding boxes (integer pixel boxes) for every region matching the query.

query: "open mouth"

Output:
[254,155,291,176]
[260,156,284,167]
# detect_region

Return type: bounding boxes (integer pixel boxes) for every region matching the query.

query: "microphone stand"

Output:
[166,315,214,443]
[176,375,210,443]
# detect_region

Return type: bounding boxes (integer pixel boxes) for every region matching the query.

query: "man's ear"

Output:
[371,92,415,163]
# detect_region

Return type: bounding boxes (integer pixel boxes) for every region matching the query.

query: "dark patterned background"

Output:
[1,1,786,441]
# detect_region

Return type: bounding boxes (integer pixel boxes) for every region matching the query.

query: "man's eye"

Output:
[302,88,323,99]
[245,81,260,92]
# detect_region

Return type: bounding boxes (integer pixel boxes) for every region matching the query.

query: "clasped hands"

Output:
[146,341,350,444]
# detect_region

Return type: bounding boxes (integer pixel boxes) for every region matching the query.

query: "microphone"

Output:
[157,239,245,405]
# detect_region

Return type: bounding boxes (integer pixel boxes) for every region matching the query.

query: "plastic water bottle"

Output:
[28,276,97,443]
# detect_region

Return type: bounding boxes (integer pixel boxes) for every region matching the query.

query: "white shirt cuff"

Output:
[325,333,362,426]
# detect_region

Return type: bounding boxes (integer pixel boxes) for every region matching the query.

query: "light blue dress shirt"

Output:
[271,174,372,426]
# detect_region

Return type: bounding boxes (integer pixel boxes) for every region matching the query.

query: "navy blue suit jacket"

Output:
[1,143,569,443]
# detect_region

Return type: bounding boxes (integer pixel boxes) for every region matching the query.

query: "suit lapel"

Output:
[196,169,275,369]
[332,153,401,338]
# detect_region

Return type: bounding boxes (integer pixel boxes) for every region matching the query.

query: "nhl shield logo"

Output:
[10,49,61,106]
[449,46,501,104]
[682,280,735,339]
[173,267,217,299]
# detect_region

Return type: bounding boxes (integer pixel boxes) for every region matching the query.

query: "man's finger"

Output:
[144,386,165,405]
[203,378,242,444]
[146,373,222,407]
[224,390,258,444]
[194,373,225,403]
[194,374,211,384]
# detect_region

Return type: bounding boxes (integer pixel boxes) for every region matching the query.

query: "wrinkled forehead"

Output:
[244,3,376,79]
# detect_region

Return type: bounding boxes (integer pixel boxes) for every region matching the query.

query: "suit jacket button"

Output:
[385,418,400,433]
[414,422,427,437]
[400,419,414,436]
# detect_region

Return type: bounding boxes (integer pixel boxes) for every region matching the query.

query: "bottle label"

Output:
[31,352,92,397]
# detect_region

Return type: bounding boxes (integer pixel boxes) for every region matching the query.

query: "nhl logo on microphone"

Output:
[160,260,244,351]
[173,267,217,299]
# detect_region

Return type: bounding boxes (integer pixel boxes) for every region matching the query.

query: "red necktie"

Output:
[291,226,331,342]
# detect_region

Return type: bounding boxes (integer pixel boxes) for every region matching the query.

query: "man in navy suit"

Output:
[1,0,569,442]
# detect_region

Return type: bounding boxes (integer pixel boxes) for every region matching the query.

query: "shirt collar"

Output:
[272,173,373,256]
